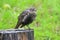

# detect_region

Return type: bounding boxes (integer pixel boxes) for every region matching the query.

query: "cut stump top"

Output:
[0,29,34,40]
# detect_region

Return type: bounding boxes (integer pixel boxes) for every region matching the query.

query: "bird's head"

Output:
[27,7,36,14]
[29,7,36,11]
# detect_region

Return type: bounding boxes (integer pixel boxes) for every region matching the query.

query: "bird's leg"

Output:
[27,25,31,30]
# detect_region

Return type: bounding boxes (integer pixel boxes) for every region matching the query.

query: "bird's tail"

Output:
[15,21,21,29]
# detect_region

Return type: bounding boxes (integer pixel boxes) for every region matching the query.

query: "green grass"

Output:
[0,0,60,40]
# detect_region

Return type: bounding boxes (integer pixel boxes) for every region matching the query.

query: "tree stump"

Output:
[0,29,34,40]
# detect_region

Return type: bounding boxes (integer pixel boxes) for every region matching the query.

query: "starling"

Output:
[15,7,36,29]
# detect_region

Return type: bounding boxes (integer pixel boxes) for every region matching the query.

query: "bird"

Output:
[15,7,36,29]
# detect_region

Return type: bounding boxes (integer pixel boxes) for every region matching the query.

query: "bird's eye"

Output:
[31,9,35,11]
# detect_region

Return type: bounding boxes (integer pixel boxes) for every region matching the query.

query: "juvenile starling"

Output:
[15,7,36,29]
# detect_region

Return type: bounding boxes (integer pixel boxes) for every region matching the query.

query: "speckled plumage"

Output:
[15,7,36,29]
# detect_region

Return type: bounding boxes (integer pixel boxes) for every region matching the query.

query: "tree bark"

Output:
[0,29,34,40]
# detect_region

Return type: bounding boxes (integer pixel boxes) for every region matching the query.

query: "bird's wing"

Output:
[18,11,29,22]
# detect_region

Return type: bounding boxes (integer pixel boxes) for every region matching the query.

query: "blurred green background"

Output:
[0,0,60,40]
